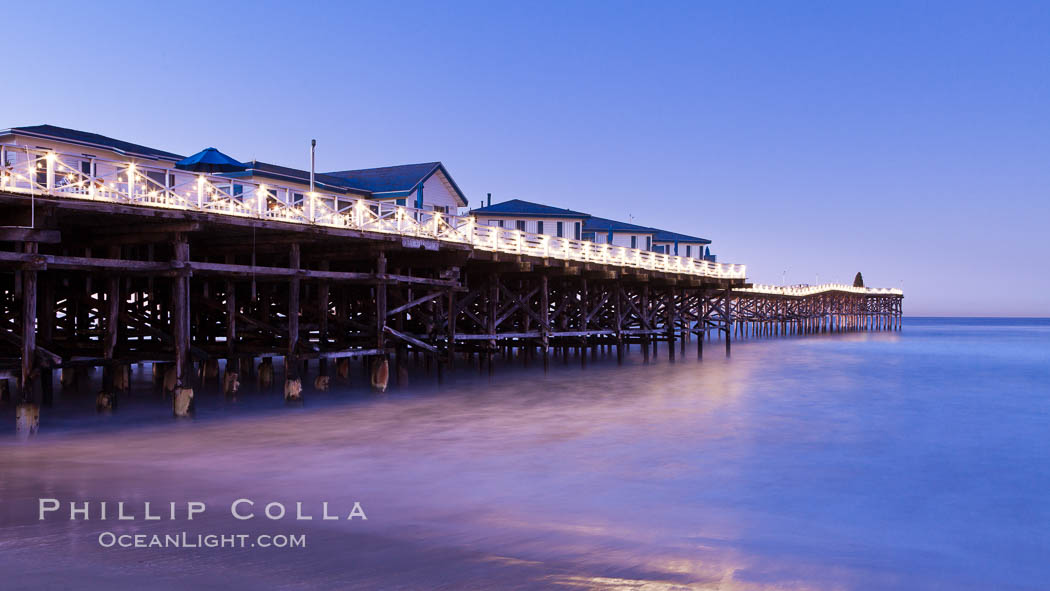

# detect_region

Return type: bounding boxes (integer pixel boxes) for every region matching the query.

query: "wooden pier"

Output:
[0,143,902,425]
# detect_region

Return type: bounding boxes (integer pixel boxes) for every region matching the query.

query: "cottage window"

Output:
[143,170,165,192]
[556,221,564,238]
[64,160,93,191]
[257,187,279,209]
[537,221,544,234]
[293,192,305,206]
[686,245,692,257]
[497,220,504,228]
[631,236,637,249]
[574,222,581,240]
[516,220,526,232]
[35,157,47,187]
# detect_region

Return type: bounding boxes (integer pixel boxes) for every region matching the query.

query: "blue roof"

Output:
[324,162,467,206]
[470,199,590,218]
[652,229,711,244]
[473,201,712,243]
[176,147,248,172]
[1,124,184,161]
[582,216,656,234]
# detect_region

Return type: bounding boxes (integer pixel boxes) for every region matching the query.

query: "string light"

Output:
[0,144,801,285]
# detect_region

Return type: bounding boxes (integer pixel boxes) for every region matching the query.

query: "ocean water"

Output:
[1,318,1048,590]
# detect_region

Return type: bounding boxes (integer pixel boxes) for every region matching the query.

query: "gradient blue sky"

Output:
[3,1,1047,315]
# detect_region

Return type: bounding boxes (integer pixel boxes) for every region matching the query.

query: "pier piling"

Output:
[0,176,901,433]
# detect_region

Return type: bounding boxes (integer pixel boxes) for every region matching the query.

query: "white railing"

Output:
[739,283,904,297]
[0,143,748,280]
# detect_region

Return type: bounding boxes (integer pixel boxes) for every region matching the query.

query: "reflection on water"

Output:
[1,319,1049,590]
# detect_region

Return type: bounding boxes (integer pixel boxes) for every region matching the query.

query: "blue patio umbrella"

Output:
[175,147,247,173]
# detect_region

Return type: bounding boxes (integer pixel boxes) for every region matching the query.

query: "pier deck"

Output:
[0,143,902,416]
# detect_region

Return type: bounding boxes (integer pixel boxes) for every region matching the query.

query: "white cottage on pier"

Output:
[0,124,469,213]
[470,198,588,240]
[470,197,715,260]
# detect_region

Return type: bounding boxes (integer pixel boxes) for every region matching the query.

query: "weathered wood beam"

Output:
[172,234,191,386]
[0,228,60,243]
[375,253,387,349]
[724,286,732,356]
[287,243,301,379]
[317,260,330,372]
[667,286,676,362]
[90,222,202,235]
[21,242,37,394]
[580,277,589,369]
[102,244,121,390]
[387,290,445,317]
[225,254,236,359]
[487,273,498,374]
[0,329,62,367]
[184,261,461,288]
[297,348,391,360]
[0,251,171,273]
[446,289,457,369]
[382,325,437,353]
[456,332,541,341]
[376,273,462,288]
[614,280,624,364]
[188,260,372,282]
[551,330,615,337]
[38,275,55,404]
[540,274,550,372]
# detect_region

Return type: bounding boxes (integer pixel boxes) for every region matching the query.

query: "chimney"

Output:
[487,193,491,207]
